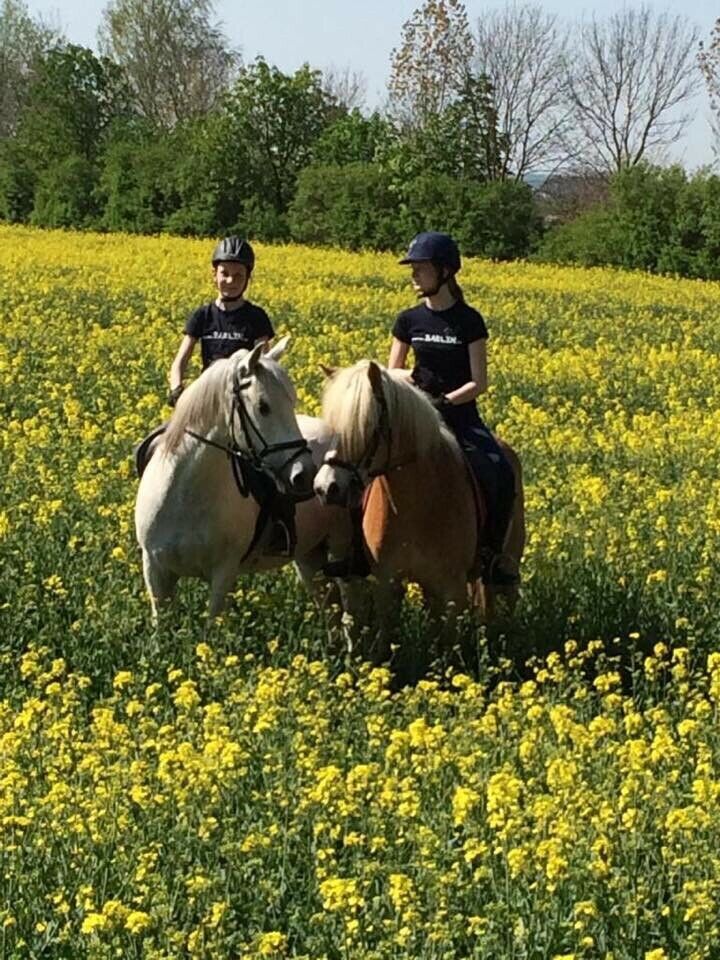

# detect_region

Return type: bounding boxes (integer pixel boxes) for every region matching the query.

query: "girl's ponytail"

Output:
[447,274,465,303]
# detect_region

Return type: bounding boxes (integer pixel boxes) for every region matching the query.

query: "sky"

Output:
[26,0,719,169]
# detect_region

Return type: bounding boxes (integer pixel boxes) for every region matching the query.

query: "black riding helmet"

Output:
[211,235,255,272]
[399,231,461,273]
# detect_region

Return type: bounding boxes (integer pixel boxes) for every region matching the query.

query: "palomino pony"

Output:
[314,360,525,661]
[135,339,352,620]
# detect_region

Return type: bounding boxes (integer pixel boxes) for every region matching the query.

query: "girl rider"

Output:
[167,235,273,405]
[136,235,295,556]
[389,231,517,587]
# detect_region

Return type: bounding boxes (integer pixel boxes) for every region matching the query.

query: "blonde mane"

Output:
[163,352,296,455]
[321,361,457,463]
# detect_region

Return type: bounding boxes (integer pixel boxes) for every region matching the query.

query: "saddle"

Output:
[134,424,167,478]
[133,425,297,560]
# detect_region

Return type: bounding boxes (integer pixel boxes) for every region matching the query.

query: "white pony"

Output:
[135,338,351,619]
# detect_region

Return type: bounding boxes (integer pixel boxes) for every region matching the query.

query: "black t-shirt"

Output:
[185,301,274,369]
[392,300,489,406]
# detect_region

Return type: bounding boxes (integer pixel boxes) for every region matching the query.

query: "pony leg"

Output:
[372,577,404,665]
[294,551,347,651]
[424,580,469,653]
[337,578,374,658]
[142,551,178,624]
[208,562,241,618]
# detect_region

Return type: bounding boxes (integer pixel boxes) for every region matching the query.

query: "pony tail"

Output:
[447,275,465,302]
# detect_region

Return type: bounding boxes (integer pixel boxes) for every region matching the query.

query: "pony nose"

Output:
[288,458,313,495]
[324,479,342,505]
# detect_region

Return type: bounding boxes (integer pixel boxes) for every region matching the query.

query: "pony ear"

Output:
[368,360,384,395]
[244,341,265,374]
[319,363,337,378]
[265,335,290,362]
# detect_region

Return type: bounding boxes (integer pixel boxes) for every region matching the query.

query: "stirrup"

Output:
[263,520,293,558]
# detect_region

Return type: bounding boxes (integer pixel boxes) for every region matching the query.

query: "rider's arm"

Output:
[444,339,488,405]
[169,335,197,391]
[388,337,413,378]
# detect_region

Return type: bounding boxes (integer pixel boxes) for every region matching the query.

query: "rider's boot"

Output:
[480,481,519,587]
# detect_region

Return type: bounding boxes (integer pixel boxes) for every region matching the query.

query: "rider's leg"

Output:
[450,418,518,586]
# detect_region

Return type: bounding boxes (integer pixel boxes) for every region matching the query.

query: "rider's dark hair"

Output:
[446,273,465,303]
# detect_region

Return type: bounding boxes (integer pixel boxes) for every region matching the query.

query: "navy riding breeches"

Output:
[440,406,515,554]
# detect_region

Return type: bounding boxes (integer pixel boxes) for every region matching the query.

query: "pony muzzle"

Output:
[272,446,315,500]
[314,462,363,508]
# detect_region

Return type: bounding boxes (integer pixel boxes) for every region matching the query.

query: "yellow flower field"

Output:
[1,224,720,957]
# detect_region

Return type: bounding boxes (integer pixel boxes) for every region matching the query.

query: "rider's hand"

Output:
[167,385,184,407]
[431,394,453,414]
[411,364,444,397]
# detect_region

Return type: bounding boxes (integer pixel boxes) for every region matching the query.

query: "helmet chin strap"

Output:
[418,264,450,299]
[218,272,251,303]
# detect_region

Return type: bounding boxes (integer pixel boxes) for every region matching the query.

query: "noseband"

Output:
[186,366,309,487]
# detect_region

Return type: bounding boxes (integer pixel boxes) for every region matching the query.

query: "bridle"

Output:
[186,365,309,492]
[323,379,411,491]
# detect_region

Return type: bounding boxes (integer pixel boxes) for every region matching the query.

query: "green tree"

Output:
[7,43,132,225]
[289,162,403,249]
[390,73,506,183]
[312,110,395,167]
[97,120,180,232]
[222,58,334,215]
[0,0,60,138]
[17,43,132,168]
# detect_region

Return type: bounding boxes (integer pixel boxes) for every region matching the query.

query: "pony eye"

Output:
[259,400,271,416]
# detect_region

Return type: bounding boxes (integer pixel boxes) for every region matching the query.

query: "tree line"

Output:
[1,0,720,277]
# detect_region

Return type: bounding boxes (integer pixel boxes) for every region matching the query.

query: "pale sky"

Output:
[27,0,719,169]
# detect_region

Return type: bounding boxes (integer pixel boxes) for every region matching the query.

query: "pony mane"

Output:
[162,352,297,455]
[322,361,456,463]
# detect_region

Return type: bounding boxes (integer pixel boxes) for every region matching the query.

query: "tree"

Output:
[698,18,720,153]
[474,3,572,179]
[16,44,131,168]
[0,0,60,138]
[221,58,334,215]
[98,0,238,129]
[389,72,506,183]
[321,65,367,112]
[388,0,475,129]
[312,110,396,166]
[1,43,132,225]
[566,6,701,174]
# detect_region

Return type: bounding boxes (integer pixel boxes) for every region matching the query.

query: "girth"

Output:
[231,453,301,564]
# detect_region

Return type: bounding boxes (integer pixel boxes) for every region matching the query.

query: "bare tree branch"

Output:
[566,5,700,174]
[474,2,573,179]
[322,64,367,112]
[698,18,720,156]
